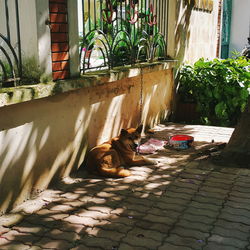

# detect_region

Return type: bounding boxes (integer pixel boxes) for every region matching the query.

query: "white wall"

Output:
[229,0,250,55]
[0,0,52,77]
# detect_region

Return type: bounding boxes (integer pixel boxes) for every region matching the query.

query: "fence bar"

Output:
[80,0,168,73]
[82,0,85,36]
[15,0,22,78]
[4,0,11,41]
[88,0,91,32]
[94,0,97,29]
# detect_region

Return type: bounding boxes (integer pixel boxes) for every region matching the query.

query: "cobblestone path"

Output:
[1,124,250,250]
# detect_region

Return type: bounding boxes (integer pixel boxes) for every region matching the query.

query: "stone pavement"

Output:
[1,123,250,250]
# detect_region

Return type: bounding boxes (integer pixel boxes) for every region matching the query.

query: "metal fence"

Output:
[79,0,169,73]
[0,0,22,87]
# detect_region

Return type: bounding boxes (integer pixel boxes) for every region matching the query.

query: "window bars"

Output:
[79,0,169,73]
[0,0,22,87]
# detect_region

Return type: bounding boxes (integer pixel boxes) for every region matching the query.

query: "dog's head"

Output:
[119,124,143,151]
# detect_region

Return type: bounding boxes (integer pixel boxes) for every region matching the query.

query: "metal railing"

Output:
[79,0,169,73]
[0,0,22,87]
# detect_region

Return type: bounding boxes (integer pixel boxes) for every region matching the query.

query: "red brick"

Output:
[50,13,67,23]
[52,61,69,71]
[50,23,68,33]
[53,70,70,80]
[52,52,69,61]
[49,3,67,13]
[51,42,69,52]
[51,33,68,43]
[50,23,61,32]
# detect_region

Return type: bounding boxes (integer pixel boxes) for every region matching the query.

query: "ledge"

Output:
[0,60,176,107]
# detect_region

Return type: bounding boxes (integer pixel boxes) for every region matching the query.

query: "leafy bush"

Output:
[178,57,250,126]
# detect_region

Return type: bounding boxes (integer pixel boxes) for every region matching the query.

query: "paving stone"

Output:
[63,200,86,208]
[158,242,193,250]
[189,201,221,212]
[0,226,9,235]
[227,195,250,205]
[178,172,206,181]
[214,219,250,233]
[54,221,86,234]
[234,181,250,189]
[219,212,250,225]
[171,226,209,240]
[119,243,148,250]
[0,213,24,227]
[44,228,80,241]
[28,246,44,250]
[226,200,250,211]
[170,180,199,190]
[34,237,73,250]
[180,213,216,225]
[148,207,180,219]
[212,226,249,241]
[230,190,250,200]
[0,242,30,250]
[13,221,49,236]
[142,213,175,226]
[176,219,213,233]
[128,226,165,242]
[75,209,110,220]
[136,220,171,234]
[115,202,150,214]
[164,233,206,249]
[209,172,235,181]
[222,206,250,218]
[98,222,132,233]
[0,236,11,247]
[203,242,240,250]
[208,234,248,249]
[123,197,154,207]
[163,191,194,201]
[153,201,187,212]
[2,229,40,244]
[87,206,113,214]
[81,235,119,249]
[185,207,218,219]
[122,229,162,249]
[203,180,231,190]
[167,184,198,194]
[192,194,224,206]
[63,215,100,227]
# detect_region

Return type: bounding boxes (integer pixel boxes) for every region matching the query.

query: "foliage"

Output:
[178,57,250,126]
[21,57,42,85]
[79,2,166,70]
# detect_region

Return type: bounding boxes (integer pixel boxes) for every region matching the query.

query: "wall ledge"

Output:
[0,60,176,107]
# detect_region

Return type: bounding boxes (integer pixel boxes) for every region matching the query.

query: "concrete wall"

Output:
[0,0,52,77]
[171,0,220,65]
[0,67,174,214]
[229,0,250,56]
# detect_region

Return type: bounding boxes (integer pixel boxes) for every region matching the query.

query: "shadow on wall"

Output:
[175,0,194,66]
[0,68,173,214]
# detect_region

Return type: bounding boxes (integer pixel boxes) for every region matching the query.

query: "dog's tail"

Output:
[99,167,131,178]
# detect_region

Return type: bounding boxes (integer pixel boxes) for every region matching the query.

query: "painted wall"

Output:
[229,0,250,56]
[0,68,174,214]
[0,0,52,77]
[171,0,220,65]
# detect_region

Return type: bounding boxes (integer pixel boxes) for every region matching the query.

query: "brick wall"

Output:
[49,0,70,80]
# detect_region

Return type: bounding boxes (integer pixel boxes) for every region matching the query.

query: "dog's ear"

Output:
[136,124,143,134]
[120,129,128,136]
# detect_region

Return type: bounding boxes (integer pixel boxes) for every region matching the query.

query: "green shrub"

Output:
[178,57,250,126]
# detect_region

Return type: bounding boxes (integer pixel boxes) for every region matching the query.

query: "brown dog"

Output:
[85,125,157,177]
